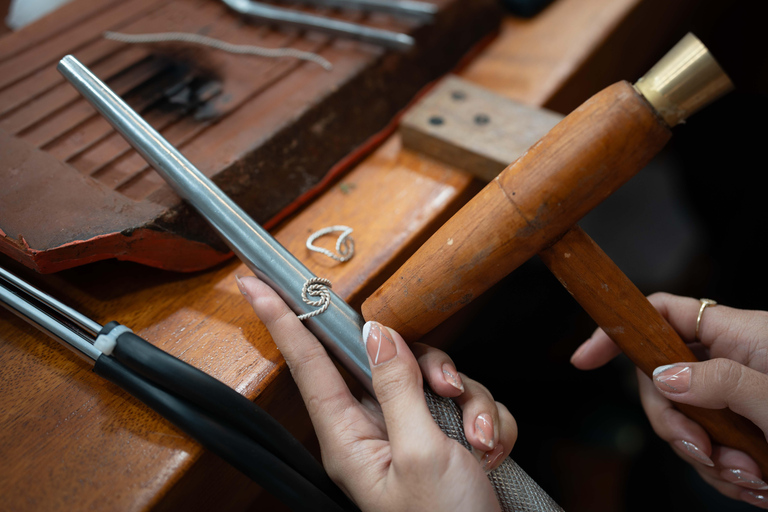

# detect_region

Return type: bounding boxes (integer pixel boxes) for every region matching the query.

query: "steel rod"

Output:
[0,266,103,336]
[57,55,372,391]
[293,0,437,21]
[0,278,101,361]
[222,0,414,51]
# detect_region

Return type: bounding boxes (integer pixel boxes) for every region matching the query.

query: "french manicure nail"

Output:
[482,444,504,473]
[744,491,768,508]
[722,469,768,490]
[653,364,691,393]
[235,274,249,299]
[442,364,464,392]
[363,321,397,366]
[673,439,714,467]
[475,413,494,450]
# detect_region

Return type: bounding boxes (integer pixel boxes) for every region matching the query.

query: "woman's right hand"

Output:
[237,274,517,512]
[572,292,768,509]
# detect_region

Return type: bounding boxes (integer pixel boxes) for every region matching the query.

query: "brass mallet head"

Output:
[635,32,734,127]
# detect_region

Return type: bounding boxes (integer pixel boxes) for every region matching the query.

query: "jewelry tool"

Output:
[221,0,420,51]
[0,265,357,512]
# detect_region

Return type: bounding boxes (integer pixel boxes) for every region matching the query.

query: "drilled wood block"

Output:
[400,74,562,181]
[0,0,500,273]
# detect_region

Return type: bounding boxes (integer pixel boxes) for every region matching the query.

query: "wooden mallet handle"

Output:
[541,226,768,476]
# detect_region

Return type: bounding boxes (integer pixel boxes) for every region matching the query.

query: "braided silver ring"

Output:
[297,277,332,321]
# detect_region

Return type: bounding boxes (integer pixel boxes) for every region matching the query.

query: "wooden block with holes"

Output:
[400,75,562,181]
[0,0,500,274]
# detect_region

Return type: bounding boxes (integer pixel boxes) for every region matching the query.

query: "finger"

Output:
[652,359,768,430]
[570,326,622,370]
[740,488,768,509]
[362,321,445,456]
[637,369,715,468]
[696,467,745,502]
[237,275,358,433]
[714,446,767,491]
[412,343,464,397]
[453,376,516,456]
[647,293,768,370]
[484,402,516,472]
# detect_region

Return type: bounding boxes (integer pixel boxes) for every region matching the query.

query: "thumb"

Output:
[362,321,445,455]
[653,359,768,433]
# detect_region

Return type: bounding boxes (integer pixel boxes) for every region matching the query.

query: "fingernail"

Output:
[481,444,504,473]
[570,341,588,364]
[722,469,768,490]
[442,364,464,392]
[653,364,691,393]
[363,321,397,366]
[744,491,768,508]
[673,439,714,467]
[475,413,495,450]
[235,274,249,299]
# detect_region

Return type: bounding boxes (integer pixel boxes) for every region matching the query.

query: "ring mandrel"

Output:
[57,54,373,392]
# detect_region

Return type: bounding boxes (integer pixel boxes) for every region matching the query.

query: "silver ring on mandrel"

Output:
[695,298,717,342]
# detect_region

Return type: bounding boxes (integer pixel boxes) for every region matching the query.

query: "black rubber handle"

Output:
[93,354,349,512]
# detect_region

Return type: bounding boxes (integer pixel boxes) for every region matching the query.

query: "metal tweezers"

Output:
[0,266,358,512]
[221,0,438,50]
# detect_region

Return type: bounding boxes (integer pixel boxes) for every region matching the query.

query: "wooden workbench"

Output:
[0,0,710,510]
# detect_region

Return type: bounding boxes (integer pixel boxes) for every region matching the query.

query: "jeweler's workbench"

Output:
[0,0,713,510]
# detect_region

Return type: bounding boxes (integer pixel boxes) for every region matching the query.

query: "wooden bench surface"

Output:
[0,0,704,510]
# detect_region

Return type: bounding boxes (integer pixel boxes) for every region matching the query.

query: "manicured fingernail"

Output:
[363,321,397,366]
[442,364,464,392]
[475,413,495,450]
[482,444,504,473]
[673,439,714,467]
[653,364,691,393]
[744,491,768,508]
[722,469,768,490]
[235,274,249,299]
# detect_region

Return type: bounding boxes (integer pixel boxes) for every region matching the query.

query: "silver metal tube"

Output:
[222,0,414,51]
[292,0,437,21]
[0,279,101,362]
[57,56,372,390]
[0,266,103,336]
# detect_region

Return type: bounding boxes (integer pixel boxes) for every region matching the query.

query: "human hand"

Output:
[236,274,517,512]
[571,292,768,509]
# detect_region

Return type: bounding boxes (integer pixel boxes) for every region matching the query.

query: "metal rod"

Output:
[0,278,101,362]
[57,56,372,391]
[292,0,437,21]
[222,0,414,51]
[0,266,103,336]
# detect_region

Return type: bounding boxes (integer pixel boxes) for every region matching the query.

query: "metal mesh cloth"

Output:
[424,388,564,512]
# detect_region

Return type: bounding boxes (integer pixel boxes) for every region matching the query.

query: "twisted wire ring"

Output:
[297,277,332,321]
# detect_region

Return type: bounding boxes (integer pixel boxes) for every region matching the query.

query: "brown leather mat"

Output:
[0,0,498,273]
